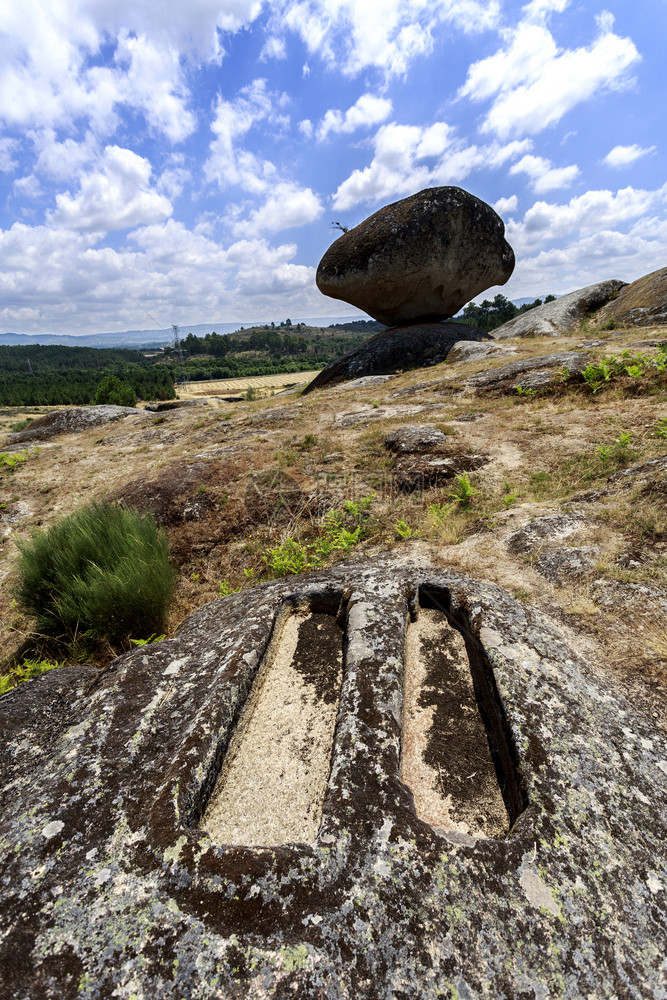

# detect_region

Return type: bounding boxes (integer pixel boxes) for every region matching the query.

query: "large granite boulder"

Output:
[493,280,626,339]
[1,555,665,998]
[302,321,490,393]
[593,265,667,328]
[317,187,515,326]
[3,404,148,445]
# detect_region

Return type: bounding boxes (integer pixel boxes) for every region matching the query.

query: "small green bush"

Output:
[449,472,480,508]
[92,375,137,407]
[0,658,64,695]
[1,450,29,470]
[15,502,174,649]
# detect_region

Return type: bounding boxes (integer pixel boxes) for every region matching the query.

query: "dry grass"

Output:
[1,325,666,723]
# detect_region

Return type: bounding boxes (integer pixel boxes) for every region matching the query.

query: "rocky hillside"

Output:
[1,305,666,999]
[1,320,665,722]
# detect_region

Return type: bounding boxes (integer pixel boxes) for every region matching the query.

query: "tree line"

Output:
[458,293,556,333]
[0,346,175,406]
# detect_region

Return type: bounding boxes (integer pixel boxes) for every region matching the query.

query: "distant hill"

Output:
[0,314,371,350]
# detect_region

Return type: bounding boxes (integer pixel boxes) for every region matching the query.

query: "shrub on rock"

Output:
[15,502,174,650]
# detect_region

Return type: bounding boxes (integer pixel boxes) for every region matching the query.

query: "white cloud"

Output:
[0,0,263,139]
[0,218,321,333]
[332,120,530,211]
[603,143,656,168]
[506,184,667,253]
[230,183,323,237]
[113,32,196,143]
[13,175,43,199]
[500,225,667,303]
[493,195,518,215]
[157,156,192,200]
[510,154,579,193]
[317,94,393,141]
[521,0,569,23]
[460,14,640,138]
[204,79,278,193]
[0,137,18,173]
[30,129,98,181]
[48,145,172,232]
[298,119,313,138]
[280,0,500,78]
[261,35,287,60]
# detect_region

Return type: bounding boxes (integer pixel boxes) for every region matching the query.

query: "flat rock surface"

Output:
[445,340,517,364]
[385,424,448,452]
[4,405,148,445]
[466,351,590,393]
[303,321,490,393]
[316,187,514,326]
[493,280,626,339]
[1,555,665,999]
[594,265,667,328]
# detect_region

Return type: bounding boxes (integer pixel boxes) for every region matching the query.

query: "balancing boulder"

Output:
[316,186,515,327]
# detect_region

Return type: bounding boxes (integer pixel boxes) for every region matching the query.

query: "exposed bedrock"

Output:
[1,555,665,999]
[593,264,667,328]
[302,320,490,392]
[493,279,627,339]
[316,186,515,326]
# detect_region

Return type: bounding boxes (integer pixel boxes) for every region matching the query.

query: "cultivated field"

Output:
[176,370,321,398]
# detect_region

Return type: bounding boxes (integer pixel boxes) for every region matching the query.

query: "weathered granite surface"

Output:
[466,351,590,394]
[1,555,665,998]
[4,405,149,446]
[493,281,626,339]
[594,266,667,329]
[303,322,490,393]
[316,187,515,326]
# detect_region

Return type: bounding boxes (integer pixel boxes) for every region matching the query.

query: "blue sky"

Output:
[0,0,664,335]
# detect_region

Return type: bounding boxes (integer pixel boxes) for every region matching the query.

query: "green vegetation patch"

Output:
[0,658,65,696]
[15,501,175,652]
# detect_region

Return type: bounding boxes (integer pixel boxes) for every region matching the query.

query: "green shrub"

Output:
[15,502,174,650]
[92,375,137,407]
[10,417,33,432]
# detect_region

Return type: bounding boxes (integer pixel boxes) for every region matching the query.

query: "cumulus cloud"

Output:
[521,0,569,23]
[493,194,518,215]
[113,32,196,142]
[261,35,288,60]
[332,120,530,211]
[0,0,263,140]
[30,129,98,182]
[500,224,667,303]
[603,143,656,168]
[48,145,172,232]
[0,137,18,173]
[509,154,579,193]
[317,94,393,141]
[231,182,323,236]
[0,218,320,334]
[460,13,640,138]
[279,0,500,78]
[506,183,667,254]
[157,156,192,200]
[204,79,279,193]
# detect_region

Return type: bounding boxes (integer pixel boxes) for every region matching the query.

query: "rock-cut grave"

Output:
[0,559,665,998]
